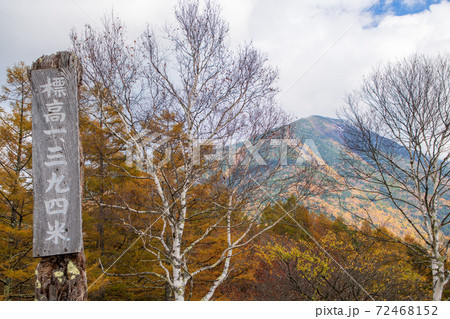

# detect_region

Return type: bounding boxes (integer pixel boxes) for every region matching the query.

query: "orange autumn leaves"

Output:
[0,63,437,301]
[0,63,35,300]
[219,200,431,301]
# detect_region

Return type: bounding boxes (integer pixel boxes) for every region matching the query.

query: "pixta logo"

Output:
[125,130,325,171]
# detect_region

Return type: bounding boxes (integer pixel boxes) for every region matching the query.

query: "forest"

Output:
[1,0,449,301]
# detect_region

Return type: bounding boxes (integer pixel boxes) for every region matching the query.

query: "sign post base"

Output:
[35,249,87,301]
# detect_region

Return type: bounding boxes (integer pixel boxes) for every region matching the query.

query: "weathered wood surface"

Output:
[30,51,87,301]
[35,250,87,301]
[30,60,82,257]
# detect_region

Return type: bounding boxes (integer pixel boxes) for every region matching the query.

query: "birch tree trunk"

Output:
[431,259,446,300]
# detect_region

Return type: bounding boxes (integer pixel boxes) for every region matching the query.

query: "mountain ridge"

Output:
[270,114,448,239]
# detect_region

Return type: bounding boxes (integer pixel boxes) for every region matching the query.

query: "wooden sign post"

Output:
[29,52,87,300]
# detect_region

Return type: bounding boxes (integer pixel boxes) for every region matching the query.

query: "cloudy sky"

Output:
[1,0,449,119]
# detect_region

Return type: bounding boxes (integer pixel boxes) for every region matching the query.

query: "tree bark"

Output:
[30,51,87,301]
[431,256,448,301]
[35,250,87,301]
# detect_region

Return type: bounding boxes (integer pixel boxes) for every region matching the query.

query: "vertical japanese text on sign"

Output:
[31,69,82,257]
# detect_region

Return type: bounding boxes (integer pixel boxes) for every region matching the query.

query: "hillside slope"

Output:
[270,115,448,239]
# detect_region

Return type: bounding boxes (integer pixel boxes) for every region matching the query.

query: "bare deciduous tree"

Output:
[340,54,450,300]
[71,1,318,300]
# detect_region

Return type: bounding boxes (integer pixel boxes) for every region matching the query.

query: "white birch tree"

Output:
[71,1,316,300]
[341,54,450,300]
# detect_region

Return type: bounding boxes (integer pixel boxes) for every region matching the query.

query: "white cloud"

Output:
[1,0,449,119]
[232,0,450,118]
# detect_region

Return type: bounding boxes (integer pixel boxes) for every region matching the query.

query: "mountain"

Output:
[266,115,446,239]
[289,115,346,168]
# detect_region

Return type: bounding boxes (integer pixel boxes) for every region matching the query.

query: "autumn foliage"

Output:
[216,199,432,300]
[0,61,448,301]
[0,63,36,300]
